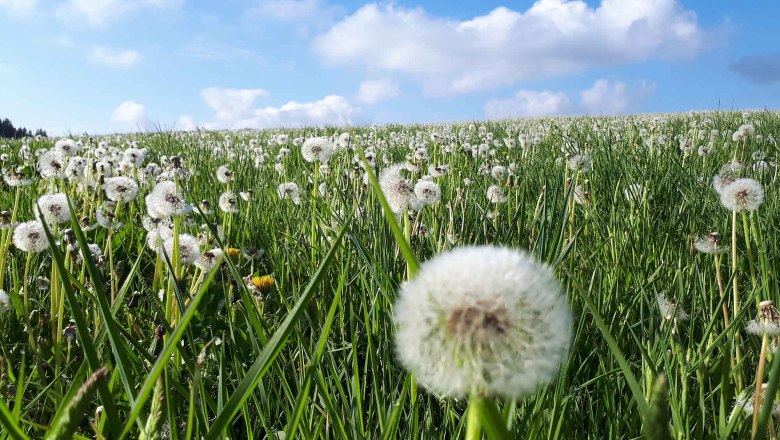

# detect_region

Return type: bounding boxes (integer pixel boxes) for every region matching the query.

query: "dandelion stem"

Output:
[732,208,744,391]
[465,397,482,440]
[752,333,769,437]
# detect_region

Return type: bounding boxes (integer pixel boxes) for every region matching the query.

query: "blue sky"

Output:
[0,0,778,135]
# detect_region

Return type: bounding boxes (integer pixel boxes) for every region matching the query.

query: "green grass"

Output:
[0,110,778,438]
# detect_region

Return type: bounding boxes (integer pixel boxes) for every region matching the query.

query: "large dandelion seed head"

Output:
[104,176,139,203]
[277,182,301,205]
[163,233,201,265]
[13,220,49,253]
[379,163,416,214]
[694,232,728,255]
[216,165,233,184]
[148,181,191,218]
[54,139,79,156]
[38,150,66,179]
[301,137,335,163]
[195,248,224,271]
[65,156,87,180]
[219,191,239,213]
[35,193,71,225]
[414,180,441,206]
[394,246,571,398]
[122,148,145,167]
[719,178,764,212]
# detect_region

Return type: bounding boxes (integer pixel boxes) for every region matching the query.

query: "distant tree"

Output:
[0,117,46,139]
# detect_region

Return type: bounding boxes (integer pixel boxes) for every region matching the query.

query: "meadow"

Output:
[0,110,778,439]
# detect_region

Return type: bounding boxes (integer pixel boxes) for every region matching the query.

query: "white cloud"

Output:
[176,115,197,131]
[579,79,655,114]
[59,0,182,27]
[88,47,142,68]
[246,0,343,33]
[201,87,270,123]
[485,90,572,119]
[201,88,357,129]
[314,0,703,95]
[112,101,147,128]
[182,40,260,61]
[0,0,37,16]
[355,79,400,105]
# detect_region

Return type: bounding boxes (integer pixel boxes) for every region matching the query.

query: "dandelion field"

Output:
[0,110,778,439]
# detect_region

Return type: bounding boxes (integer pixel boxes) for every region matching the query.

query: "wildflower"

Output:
[216,165,233,184]
[567,155,592,173]
[735,386,780,415]
[414,181,441,206]
[65,156,86,180]
[712,160,743,194]
[487,185,507,204]
[198,200,212,215]
[429,165,448,177]
[148,181,191,218]
[239,191,253,202]
[218,191,239,213]
[3,169,32,187]
[54,139,79,156]
[277,182,301,205]
[719,178,764,212]
[301,137,335,163]
[38,150,65,179]
[104,176,139,203]
[195,249,224,271]
[746,301,780,337]
[656,292,689,322]
[694,232,728,255]
[12,220,49,253]
[35,193,71,225]
[394,246,571,397]
[122,148,145,167]
[0,290,9,313]
[242,246,264,260]
[226,247,240,259]
[491,166,507,180]
[163,234,200,265]
[379,163,416,214]
[95,206,122,229]
[574,183,590,206]
[246,275,275,294]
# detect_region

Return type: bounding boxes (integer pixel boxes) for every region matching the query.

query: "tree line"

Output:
[0,117,47,139]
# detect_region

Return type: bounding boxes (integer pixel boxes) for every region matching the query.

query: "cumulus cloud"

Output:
[579,79,655,114]
[200,88,357,129]
[59,0,182,27]
[112,101,148,128]
[485,90,572,119]
[88,47,142,68]
[314,0,703,95]
[356,79,400,105]
[201,88,270,122]
[484,78,654,119]
[0,0,37,16]
[730,54,780,84]
[176,116,197,131]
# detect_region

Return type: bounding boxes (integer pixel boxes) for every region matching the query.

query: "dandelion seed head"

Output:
[414,180,441,206]
[394,246,571,397]
[104,176,139,203]
[218,191,239,213]
[12,220,48,253]
[719,178,764,212]
[35,193,71,225]
[301,137,335,163]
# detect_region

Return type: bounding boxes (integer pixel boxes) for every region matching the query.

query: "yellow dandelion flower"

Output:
[251,275,275,292]
[226,247,240,259]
